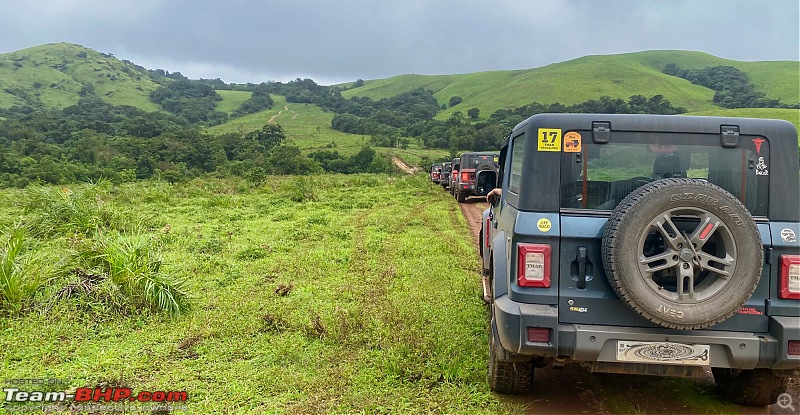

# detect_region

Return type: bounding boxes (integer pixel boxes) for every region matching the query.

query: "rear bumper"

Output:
[494,294,800,372]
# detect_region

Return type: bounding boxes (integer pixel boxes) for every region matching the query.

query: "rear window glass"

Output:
[463,154,498,168]
[560,134,768,216]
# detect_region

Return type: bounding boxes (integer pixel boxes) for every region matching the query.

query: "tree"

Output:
[449,96,463,107]
[467,107,480,119]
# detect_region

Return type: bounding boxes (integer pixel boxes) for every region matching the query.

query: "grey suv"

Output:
[480,113,799,405]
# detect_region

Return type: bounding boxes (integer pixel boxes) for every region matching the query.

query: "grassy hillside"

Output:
[342,50,799,121]
[0,43,162,111]
[207,95,449,164]
[215,90,252,114]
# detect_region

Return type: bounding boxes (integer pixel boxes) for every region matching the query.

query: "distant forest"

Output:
[0,62,783,187]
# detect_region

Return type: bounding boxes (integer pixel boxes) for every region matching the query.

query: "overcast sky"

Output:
[1,0,798,85]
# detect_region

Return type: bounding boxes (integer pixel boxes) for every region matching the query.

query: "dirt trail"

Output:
[268,105,298,123]
[456,198,795,414]
[391,156,420,174]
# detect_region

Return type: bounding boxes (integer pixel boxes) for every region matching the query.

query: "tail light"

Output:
[461,172,469,182]
[779,255,800,300]
[517,244,551,288]
[788,341,800,356]
[527,327,551,343]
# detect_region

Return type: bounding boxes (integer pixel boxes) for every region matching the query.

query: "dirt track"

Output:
[456,197,797,415]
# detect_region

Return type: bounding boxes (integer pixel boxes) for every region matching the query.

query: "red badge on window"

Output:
[752,138,765,154]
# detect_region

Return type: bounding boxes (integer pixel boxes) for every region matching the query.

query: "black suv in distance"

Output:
[454,151,500,203]
[439,162,452,189]
[480,113,800,405]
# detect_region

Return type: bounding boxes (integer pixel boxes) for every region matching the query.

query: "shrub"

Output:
[0,228,48,314]
[77,234,190,318]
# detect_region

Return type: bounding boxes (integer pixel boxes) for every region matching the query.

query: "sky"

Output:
[0,0,798,85]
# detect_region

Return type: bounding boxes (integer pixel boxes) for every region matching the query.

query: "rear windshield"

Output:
[463,154,499,168]
[559,132,769,217]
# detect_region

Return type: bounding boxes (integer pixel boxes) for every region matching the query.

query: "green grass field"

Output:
[215,90,252,114]
[0,176,516,414]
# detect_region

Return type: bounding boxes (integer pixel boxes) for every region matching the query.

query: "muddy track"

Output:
[455,197,797,415]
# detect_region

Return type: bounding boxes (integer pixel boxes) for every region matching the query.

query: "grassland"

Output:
[0,175,516,414]
[215,90,252,114]
[342,50,799,121]
[0,43,161,111]
[207,94,450,164]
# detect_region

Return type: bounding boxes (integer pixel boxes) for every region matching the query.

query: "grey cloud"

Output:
[0,0,797,84]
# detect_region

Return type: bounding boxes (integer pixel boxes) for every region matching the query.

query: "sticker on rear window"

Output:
[563,132,582,153]
[537,129,561,152]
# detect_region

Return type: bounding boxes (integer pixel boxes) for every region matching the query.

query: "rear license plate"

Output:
[616,341,710,365]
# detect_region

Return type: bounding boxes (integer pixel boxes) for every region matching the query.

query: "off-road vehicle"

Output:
[480,113,800,406]
[429,163,443,183]
[449,158,460,196]
[454,151,500,203]
[439,162,452,189]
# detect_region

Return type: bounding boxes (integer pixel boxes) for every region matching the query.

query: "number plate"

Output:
[616,341,710,365]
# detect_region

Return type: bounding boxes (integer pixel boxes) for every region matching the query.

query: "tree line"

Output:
[0,97,392,188]
[663,64,799,109]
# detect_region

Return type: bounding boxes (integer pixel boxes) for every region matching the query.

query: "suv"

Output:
[454,151,500,203]
[480,114,799,405]
[449,158,460,196]
[429,163,443,183]
[439,162,452,189]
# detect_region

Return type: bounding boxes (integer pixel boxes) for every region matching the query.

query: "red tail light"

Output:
[461,172,469,182]
[527,327,551,343]
[485,218,491,248]
[517,244,551,288]
[779,255,800,300]
[788,340,800,356]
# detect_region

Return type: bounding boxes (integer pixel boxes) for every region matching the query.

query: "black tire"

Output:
[712,368,789,406]
[457,191,467,203]
[488,318,533,394]
[601,178,763,330]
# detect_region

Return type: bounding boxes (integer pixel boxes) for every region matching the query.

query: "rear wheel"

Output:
[488,315,533,394]
[712,368,789,406]
[457,191,467,203]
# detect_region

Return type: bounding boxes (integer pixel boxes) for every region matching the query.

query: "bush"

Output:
[0,228,48,314]
[76,234,190,318]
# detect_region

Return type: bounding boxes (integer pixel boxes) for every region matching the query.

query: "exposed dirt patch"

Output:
[391,156,420,174]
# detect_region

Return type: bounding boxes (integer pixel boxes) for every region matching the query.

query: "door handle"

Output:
[576,247,588,289]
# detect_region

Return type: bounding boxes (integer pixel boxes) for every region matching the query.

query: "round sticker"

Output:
[537,218,552,232]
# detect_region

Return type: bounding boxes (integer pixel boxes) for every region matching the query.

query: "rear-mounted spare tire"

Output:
[601,178,763,330]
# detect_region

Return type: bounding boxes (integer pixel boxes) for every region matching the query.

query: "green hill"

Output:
[341,50,799,121]
[0,43,163,111]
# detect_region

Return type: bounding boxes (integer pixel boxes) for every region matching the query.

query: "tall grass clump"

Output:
[76,234,190,318]
[19,182,118,237]
[0,228,48,314]
[282,176,318,202]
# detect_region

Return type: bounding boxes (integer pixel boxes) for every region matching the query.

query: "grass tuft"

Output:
[0,227,48,314]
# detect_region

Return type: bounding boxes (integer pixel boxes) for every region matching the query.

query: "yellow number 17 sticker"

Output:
[538,128,561,152]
